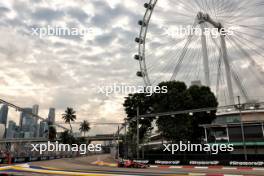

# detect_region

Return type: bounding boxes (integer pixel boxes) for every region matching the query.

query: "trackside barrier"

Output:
[130,159,264,167]
[1,156,264,167]
[0,155,80,164]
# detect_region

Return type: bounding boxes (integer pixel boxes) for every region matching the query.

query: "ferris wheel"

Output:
[135,0,264,105]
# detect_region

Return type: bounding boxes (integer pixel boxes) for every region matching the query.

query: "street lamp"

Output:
[136,105,154,159]
[136,106,139,159]
[236,96,247,161]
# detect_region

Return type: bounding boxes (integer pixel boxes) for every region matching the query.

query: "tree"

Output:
[154,81,194,142]
[62,107,76,133]
[123,93,155,157]
[154,81,218,142]
[123,81,218,146]
[59,130,76,144]
[187,85,218,142]
[48,126,57,141]
[79,120,90,137]
[123,93,155,141]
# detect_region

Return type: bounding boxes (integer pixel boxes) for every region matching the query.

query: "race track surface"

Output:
[0,155,263,176]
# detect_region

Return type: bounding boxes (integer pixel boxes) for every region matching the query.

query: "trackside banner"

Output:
[131,159,264,167]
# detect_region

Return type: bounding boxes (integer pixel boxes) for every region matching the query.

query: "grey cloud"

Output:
[29,68,61,86]
[0,6,10,16]
[66,7,89,23]
[32,8,64,21]
[93,32,116,46]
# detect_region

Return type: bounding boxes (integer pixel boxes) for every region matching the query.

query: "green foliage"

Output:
[123,81,218,146]
[152,81,193,112]
[155,81,218,142]
[123,93,155,142]
[62,107,77,132]
[48,126,57,141]
[59,130,76,144]
[188,85,218,142]
[79,120,91,137]
[77,137,89,144]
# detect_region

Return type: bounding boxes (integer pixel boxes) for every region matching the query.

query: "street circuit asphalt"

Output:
[0,154,263,175]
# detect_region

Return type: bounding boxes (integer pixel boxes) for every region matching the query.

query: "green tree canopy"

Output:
[123,93,155,142]
[62,107,76,133]
[48,126,57,141]
[59,130,76,144]
[79,120,91,137]
[155,81,218,142]
[123,81,218,144]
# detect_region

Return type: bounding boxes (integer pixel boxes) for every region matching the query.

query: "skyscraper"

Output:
[39,121,48,138]
[0,104,8,125]
[48,108,55,125]
[19,108,32,128]
[32,104,39,115]
[20,108,35,138]
[6,120,19,139]
[32,104,39,137]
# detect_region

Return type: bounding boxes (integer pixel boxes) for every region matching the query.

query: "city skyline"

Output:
[1,103,56,139]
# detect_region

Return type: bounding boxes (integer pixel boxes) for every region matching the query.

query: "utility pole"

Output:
[117,125,120,159]
[237,96,247,160]
[136,106,139,159]
[124,120,128,159]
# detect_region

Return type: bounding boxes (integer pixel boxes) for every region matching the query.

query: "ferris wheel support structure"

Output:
[200,22,211,87]
[220,34,235,105]
[197,12,235,105]
[135,1,236,105]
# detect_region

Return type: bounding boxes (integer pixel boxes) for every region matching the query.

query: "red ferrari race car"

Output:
[117,159,149,168]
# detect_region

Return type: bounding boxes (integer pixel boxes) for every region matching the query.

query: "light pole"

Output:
[136,106,139,159]
[117,125,120,159]
[124,119,128,159]
[237,96,247,160]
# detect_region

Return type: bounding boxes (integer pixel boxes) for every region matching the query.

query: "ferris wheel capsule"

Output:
[138,20,147,26]
[134,55,143,61]
[136,71,144,77]
[135,37,144,44]
[144,3,153,9]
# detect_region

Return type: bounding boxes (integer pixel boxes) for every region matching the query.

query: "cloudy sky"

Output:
[0,0,146,133]
[0,0,263,134]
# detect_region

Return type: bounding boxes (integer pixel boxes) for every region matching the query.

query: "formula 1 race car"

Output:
[117,159,149,168]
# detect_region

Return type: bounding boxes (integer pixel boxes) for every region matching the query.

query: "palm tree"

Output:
[62,107,76,133]
[79,120,90,137]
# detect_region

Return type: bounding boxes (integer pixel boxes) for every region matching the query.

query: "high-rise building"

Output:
[39,121,48,138]
[48,108,55,125]
[32,104,39,115]
[20,108,35,138]
[0,104,8,125]
[32,104,39,137]
[20,108,32,128]
[0,124,5,139]
[6,120,19,139]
